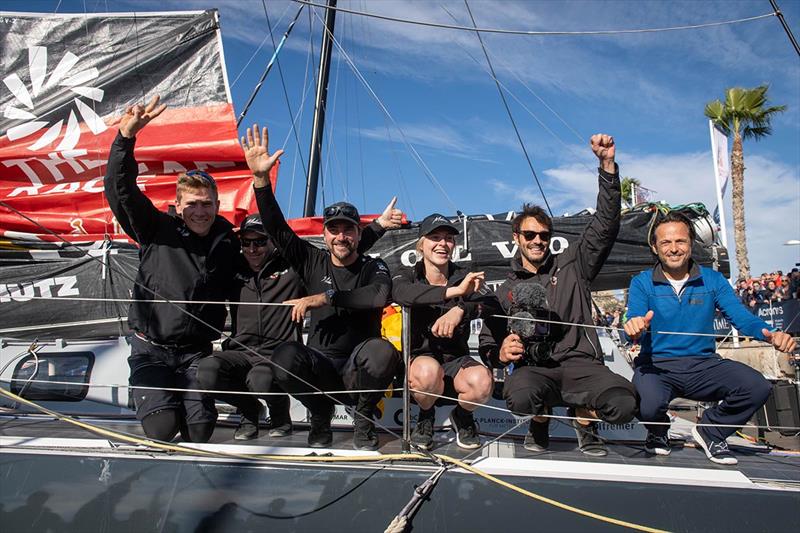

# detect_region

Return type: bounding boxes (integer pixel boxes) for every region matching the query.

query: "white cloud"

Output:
[523,149,800,278]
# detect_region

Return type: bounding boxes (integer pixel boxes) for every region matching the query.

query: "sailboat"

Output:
[1,6,798,532]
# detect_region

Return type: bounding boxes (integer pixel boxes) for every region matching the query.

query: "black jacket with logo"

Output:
[391,262,484,360]
[479,166,621,367]
[104,132,239,345]
[223,247,305,356]
[255,185,391,359]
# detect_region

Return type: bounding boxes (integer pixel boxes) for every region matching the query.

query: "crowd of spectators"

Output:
[736,268,800,307]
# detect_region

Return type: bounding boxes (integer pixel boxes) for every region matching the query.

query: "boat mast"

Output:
[303,0,337,217]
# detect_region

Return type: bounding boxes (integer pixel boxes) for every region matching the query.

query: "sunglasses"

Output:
[323,204,359,220]
[241,237,268,248]
[186,169,217,188]
[517,230,551,241]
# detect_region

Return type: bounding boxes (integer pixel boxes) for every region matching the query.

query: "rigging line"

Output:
[0,295,293,306]
[262,0,310,178]
[230,1,293,87]
[284,17,317,217]
[439,4,586,147]
[0,378,399,398]
[292,0,776,37]
[439,6,595,178]
[236,4,305,127]
[491,314,760,340]
[310,9,459,214]
[463,0,553,217]
[769,0,800,57]
[0,200,438,463]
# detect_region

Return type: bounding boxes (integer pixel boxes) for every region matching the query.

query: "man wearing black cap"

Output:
[104,95,239,443]
[240,124,402,451]
[479,134,637,457]
[196,214,301,440]
[392,214,492,450]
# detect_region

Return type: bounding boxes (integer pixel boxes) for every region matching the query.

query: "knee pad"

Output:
[597,387,637,425]
[141,409,180,441]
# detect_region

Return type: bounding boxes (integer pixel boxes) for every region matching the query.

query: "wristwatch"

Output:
[325,288,336,304]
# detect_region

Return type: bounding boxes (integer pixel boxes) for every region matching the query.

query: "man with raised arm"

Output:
[104,95,240,443]
[479,134,637,457]
[624,211,795,464]
[241,124,402,451]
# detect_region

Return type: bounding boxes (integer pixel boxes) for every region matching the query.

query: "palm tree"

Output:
[704,85,786,280]
[620,176,641,208]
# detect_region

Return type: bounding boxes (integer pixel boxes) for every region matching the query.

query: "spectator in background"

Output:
[790,269,800,299]
[771,281,789,302]
[751,281,768,305]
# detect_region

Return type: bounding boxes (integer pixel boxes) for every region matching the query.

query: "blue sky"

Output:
[4,0,800,278]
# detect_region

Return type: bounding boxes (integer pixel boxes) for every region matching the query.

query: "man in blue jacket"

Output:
[624,211,795,465]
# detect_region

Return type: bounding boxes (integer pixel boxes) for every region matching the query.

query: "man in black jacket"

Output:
[241,124,402,451]
[479,134,637,457]
[196,215,302,440]
[104,95,239,443]
[197,202,404,441]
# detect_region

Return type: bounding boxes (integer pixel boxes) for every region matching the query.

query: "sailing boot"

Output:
[235,403,265,441]
[308,404,334,448]
[353,396,379,451]
[267,401,293,438]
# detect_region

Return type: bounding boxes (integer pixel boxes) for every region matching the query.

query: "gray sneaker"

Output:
[569,409,607,457]
[523,418,550,452]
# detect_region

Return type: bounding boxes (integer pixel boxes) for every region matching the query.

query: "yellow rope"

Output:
[1,387,669,532]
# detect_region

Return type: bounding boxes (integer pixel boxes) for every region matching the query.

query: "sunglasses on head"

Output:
[323,204,358,220]
[241,237,268,248]
[518,230,551,241]
[186,169,217,188]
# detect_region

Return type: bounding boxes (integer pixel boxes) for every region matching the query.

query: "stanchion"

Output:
[402,305,411,452]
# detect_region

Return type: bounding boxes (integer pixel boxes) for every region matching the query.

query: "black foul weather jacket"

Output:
[104,132,239,345]
[479,165,621,367]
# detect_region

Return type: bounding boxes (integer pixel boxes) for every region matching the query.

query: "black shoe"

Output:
[644,432,671,456]
[353,412,379,451]
[569,409,607,457]
[449,406,480,450]
[523,418,550,452]
[267,409,293,438]
[308,405,334,448]
[234,403,265,441]
[410,408,435,450]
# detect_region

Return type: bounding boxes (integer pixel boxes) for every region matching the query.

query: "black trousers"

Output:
[196,349,289,421]
[271,338,401,416]
[503,357,637,424]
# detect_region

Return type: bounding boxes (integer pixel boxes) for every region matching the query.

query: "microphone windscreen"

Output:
[509,311,537,340]
[510,282,547,309]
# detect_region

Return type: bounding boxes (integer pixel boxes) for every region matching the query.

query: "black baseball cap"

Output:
[419,213,459,237]
[323,202,360,226]
[239,214,267,236]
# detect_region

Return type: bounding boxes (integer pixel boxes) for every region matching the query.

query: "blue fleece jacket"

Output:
[627,261,770,359]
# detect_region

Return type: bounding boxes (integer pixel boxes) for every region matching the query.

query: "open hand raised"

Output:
[119,95,167,138]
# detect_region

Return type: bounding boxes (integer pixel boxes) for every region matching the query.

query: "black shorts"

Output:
[128,333,217,424]
[412,354,485,406]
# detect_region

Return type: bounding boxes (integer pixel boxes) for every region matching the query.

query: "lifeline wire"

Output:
[0,386,669,533]
[292,0,774,36]
[0,200,442,464]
